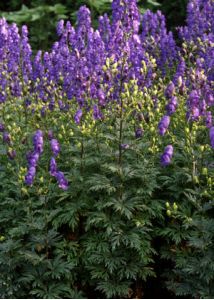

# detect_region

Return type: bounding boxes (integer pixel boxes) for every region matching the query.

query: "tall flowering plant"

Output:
[0,0,213,298]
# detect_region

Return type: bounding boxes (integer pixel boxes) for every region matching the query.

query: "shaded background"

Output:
[0,0,188,51]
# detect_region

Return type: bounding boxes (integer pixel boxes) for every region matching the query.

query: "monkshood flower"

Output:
[50,139,60,156]
[56,20,64,36]
[166,96,178,115]
[135,128,143,139]
[25,166,36,186]
[187,107,200,121]
[93,105,103,120]
[26,151,40,167]
[158,115,170,136]
[33,130,44,154]
[165,82,175,99]
[55,171,69,190]
[48,130,54,140]
[3,132,11,144]
[205,111,212,128]
[50,157,57,176]
[161,145,173,166]
[187,90,200,108]
[210,127,214,148]
[0,123,4,132]
[74,109,83,124]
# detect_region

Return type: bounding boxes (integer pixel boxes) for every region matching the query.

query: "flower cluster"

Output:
[25,130,43,186]
[49,138,68,190]
[161,145,174,166]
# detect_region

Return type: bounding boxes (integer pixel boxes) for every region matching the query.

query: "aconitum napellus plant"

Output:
[0,0,213,298]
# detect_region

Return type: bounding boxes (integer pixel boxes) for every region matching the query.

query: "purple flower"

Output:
[161,145,173,166]
[74,109,83,124]
[166,96,177,115]
[205,111,212,128]
[50,139,60,156]
[135,128,143,139]
[33,130,44,154]
[26,151,40,167]
[209,127,214,149]
[0,123,5,132]
[3,132,11,144]
[93,105,103,120]
[97,89,105,106]
[55,171,69,190]
[50,157,57,176]
[56,20,64,36]
[191,107,200,121]
[165,82,175,99]
[158,115,170,136]
[48,130,54,140]
[25,166,36,186]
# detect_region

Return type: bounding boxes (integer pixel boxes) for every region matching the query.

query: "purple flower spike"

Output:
[27,151,40,167]
[161,145,173,166]
[25,166,36,186]
[3,132,11,144]
[33,130,44,154]
[0,123,5,132]
[93,105,103,120]
[50,139,60,156]
[210,127,214,149]
[48,130,54,140]
[165,82,175,99]
[74,109,83,124]
[56,20,64,36]
[166,96,177,115]
[158,115,170,136]
[135,128,143,139]
[55,171,69,190]
[50,157,57,176]
[205,112,212,128]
